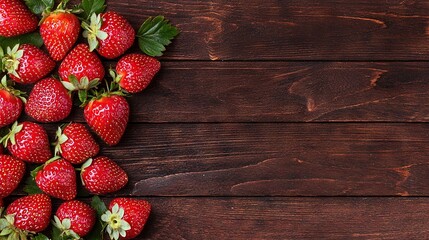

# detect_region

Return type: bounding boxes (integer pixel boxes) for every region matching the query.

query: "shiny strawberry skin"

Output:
[0,89,23,128]
[59,123,99,164]
[26,78,73,123]
[35,159,77,200]
[10,44,55,84]
[59,44,105,82]
[7,122,52,163]
[0,0,38,37]
[40,12,80,61]
[56,200,96,237]
[109,198,151,239]
[6,194,52,232]
[81,156,128,194]
[116,54,161,93]
[98,11,135,59]
[84,95,129,146]
[0,155,25,198]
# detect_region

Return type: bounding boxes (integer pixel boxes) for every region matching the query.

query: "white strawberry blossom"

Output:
[101,203,131,240]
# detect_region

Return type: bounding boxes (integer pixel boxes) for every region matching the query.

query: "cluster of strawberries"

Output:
[0,0,178,239]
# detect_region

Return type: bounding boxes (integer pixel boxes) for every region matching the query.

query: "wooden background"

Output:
[10,0,429,239]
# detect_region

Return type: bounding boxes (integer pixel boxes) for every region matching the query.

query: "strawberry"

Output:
[26,78,73,123]
[59,44,105,85]
[0,0,38,37]
[84,92,129,146]
[2,44,55,84]
[102,198,151,240]
[1,121,52,163]
[34,157,77,200]
[53,200,96,238]
[83,12,135,59]
[0,194,51,238]
[0,155,25,198]
[54,123,99,165]
[0,76,25,128]
[40,5,80,61]
[113,53,161,93]
[81,156,128,194]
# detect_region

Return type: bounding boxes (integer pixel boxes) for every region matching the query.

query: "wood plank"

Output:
[17,123,428,197]
[105,0,429,60]
[5,197,428,239]
[19,62,429,123]
[134,197,429,239]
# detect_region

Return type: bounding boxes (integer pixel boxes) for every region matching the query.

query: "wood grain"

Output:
[16,123,429,197]
[19,62,429,123]
[137,197,429,239]
[6,197,429,239]
[106,0,429,60]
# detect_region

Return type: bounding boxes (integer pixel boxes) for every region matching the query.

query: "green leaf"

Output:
[24,0,54,15]
[91,196,107,216]
[137,16,179,57]
[23,175,43,195]
[51,225,61,240]
[0,32,44,50]
[85,219,104,240]
[33,233,50,240]
[79,0,106,20]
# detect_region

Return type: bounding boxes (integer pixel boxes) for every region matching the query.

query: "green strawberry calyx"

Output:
[54,126,69,157]
[82,13,108,52]
[52,215,80,240]
[62,75,100,104]
[1,44,24,79]
[101,204,131,240]
[30,156,62,179]
[0,214,32,239]
[80,158,93,186]
[0,122,23,148]
[0,76,27,103]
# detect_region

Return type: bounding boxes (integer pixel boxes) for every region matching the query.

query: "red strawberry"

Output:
[34,158,77,200]
[113,54,161,93]
[53,200,96,238]
[2,121,52,163]
[0,0,38,37]
[3,194,51,235]
[0,76,24,128]
[84,93,129,146]
[2,44,55,84]
[26,78,73,123]
[40,10,80,61]
[102,198,151,240]
[54,123,99,165]
[83,12,135,59]
[81,156,128,194]
[59,44,105,87]
[0,155,25,198]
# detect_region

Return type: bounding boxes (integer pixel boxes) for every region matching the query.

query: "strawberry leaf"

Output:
[0,32,44,50]
[85,218,104,240]
[23,175,43,195]
[79,0,106,20]
[34,233,50,240]
[91,196,107,216]
[87,196,107,240]
[51,225,61,240]
[137,16,179,57]
[24,0,54,15]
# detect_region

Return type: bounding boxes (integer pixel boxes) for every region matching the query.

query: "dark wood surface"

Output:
[9,0,429,239]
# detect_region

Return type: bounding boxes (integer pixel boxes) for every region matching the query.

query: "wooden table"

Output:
[11,0,429,239]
